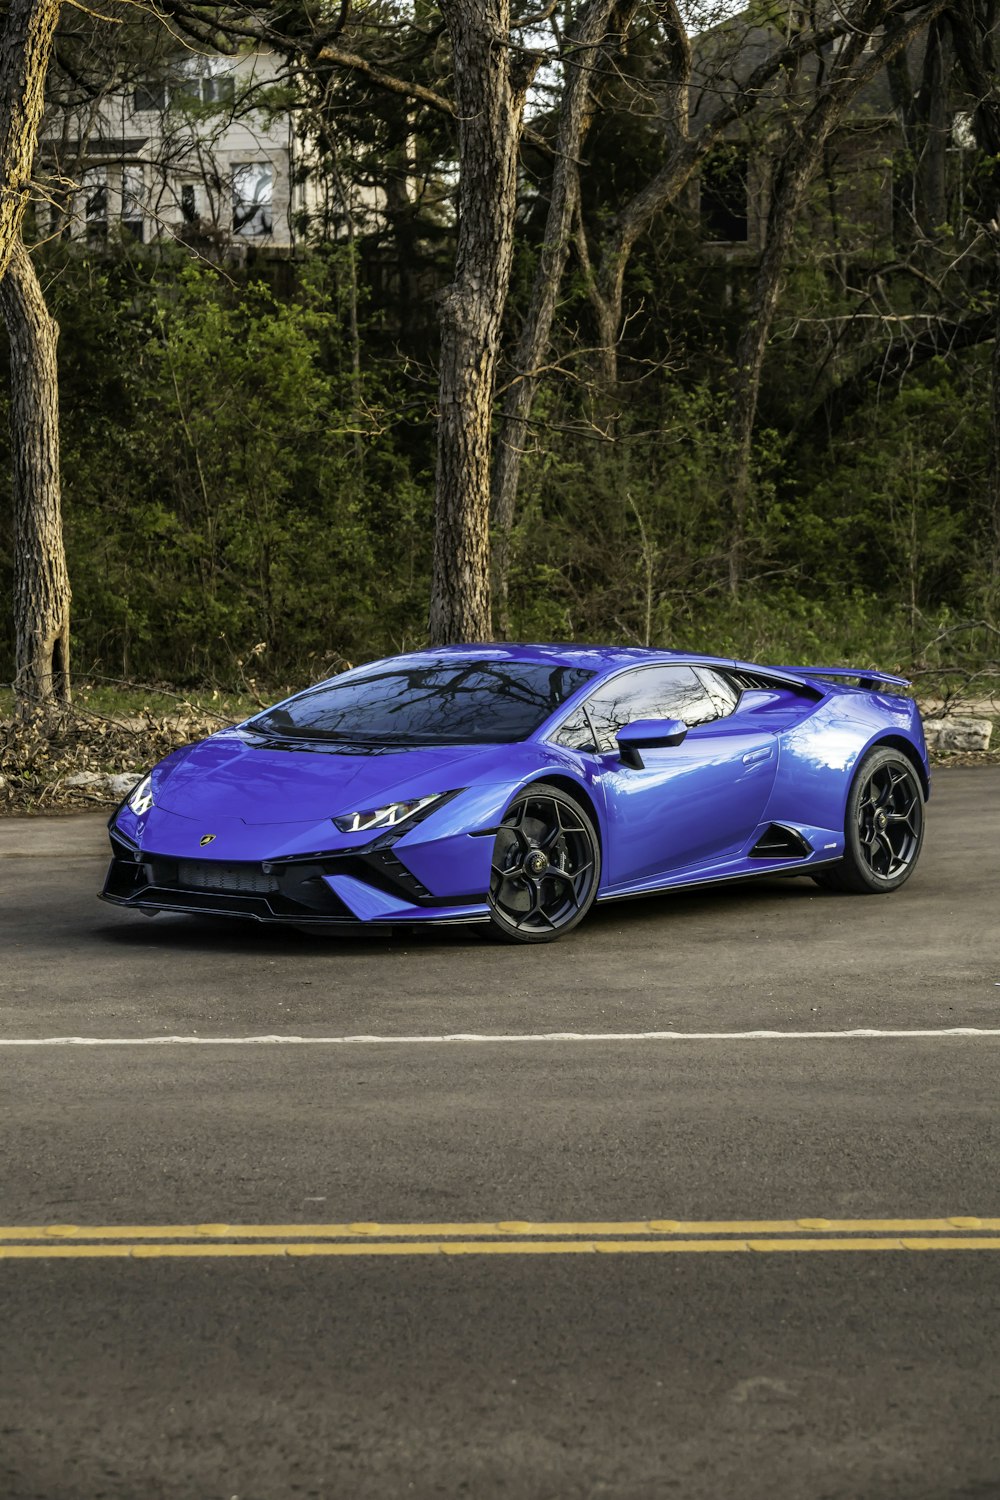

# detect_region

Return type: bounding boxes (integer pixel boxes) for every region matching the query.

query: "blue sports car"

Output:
[102,644,929,943]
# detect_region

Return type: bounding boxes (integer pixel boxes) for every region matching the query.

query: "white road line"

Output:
[2,1028,1000,1047]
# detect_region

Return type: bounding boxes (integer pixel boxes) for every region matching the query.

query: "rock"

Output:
[923,717,993,753]
[107,772,142,800]
[63,771,106,789]
[62,770,143,799]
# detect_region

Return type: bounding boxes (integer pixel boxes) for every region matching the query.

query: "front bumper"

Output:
[100,832,490,927]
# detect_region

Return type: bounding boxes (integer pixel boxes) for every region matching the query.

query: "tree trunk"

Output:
[586,0,693,397]
[489,0,636,635]
[889,14,953,248]
[2,237,71,711]
[725,145,818,595]
[916,15,952,241]
[429,0,534,644]
[0,0,61,281]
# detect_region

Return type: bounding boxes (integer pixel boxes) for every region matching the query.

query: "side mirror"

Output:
[616,717,688,769]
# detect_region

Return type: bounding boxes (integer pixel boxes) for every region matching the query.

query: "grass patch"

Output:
[0,681,264,725]
[0,681,268,813]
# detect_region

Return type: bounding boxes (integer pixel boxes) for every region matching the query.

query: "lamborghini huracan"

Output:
[102,644,929,942]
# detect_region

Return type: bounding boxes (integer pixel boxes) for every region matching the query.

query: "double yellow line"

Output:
[3,1217,1000,1259]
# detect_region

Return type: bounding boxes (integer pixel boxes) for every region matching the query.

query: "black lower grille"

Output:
[103,841,479,923]
[103,853,354,920]
[175,861,278,895]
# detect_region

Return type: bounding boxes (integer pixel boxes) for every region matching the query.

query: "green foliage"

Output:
[790,366,986,632]
[506,382,735,645]
[502,344,995,668]
[4,94,1000,694]
[0,246,433,686]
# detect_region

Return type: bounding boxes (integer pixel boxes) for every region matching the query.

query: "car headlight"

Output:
[333,792,447,834]
[128,774,154,815]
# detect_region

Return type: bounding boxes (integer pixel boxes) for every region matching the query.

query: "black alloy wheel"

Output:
[487,783,601,943]
[813,746,924,894]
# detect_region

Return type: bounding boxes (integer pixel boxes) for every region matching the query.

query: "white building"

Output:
[40,50,320,252]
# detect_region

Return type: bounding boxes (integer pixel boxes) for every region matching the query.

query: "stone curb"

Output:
[922,717,993,753]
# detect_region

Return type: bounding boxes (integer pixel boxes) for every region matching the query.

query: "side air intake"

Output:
[749,824,812,859]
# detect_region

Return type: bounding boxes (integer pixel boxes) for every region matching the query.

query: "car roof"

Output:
[377,643,734,674]
[346,647,906,695]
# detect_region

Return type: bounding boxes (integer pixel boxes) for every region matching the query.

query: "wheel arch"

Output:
[867,734,930,800]
[518,773,604,855]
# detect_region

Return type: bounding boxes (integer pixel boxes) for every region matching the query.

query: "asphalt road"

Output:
[2,768,1000,1499]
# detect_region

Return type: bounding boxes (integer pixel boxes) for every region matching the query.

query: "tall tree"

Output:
[0,0,60,278]
[428,0,539,641]
[1,236,69,706]
[93,0,952,641]
[0,0,68,713]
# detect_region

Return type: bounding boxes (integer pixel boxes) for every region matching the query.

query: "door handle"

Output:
[742,746,774,765]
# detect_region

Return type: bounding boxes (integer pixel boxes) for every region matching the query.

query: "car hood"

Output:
[154,729,496,825]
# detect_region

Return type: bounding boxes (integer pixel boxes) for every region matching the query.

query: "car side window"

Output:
[573,666,721,753]
[694,666,740,719]
[551,708,596,751]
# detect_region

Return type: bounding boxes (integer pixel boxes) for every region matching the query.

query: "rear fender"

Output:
[760,694,927,833]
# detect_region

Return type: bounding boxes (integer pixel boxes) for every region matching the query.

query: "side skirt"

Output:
[596,857,842,905]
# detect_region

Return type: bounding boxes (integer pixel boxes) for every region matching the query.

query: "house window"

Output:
[81,168,108,246]
[174,59,236,109]
[701,147,749,243]
[232,162,273,236]
[180,183,198,222]
[202,73,235,105]
[134,82,166,112]
[121,166,145,241]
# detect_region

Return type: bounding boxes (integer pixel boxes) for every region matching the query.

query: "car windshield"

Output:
[248,660,595,745]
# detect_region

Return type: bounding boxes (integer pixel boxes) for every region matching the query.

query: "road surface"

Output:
[1,768,999,1499]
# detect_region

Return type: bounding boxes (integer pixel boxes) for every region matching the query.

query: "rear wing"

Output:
[769,664,911,691]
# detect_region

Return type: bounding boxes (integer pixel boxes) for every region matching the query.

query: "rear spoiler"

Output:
[770,665,911,691]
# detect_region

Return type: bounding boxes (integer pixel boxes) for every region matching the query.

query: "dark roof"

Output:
[40,137,149,160]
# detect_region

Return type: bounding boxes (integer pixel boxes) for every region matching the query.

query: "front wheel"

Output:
[813,746,924,895]
[487,783,600,944]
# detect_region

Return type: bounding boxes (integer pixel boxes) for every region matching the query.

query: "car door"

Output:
[554,665,779,889]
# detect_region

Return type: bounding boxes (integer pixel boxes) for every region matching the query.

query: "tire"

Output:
[487,782,601,944]
[812,746,924,895]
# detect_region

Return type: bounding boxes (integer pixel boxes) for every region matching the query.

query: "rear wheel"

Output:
[813,746,924,895]
[487,783,600,944]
